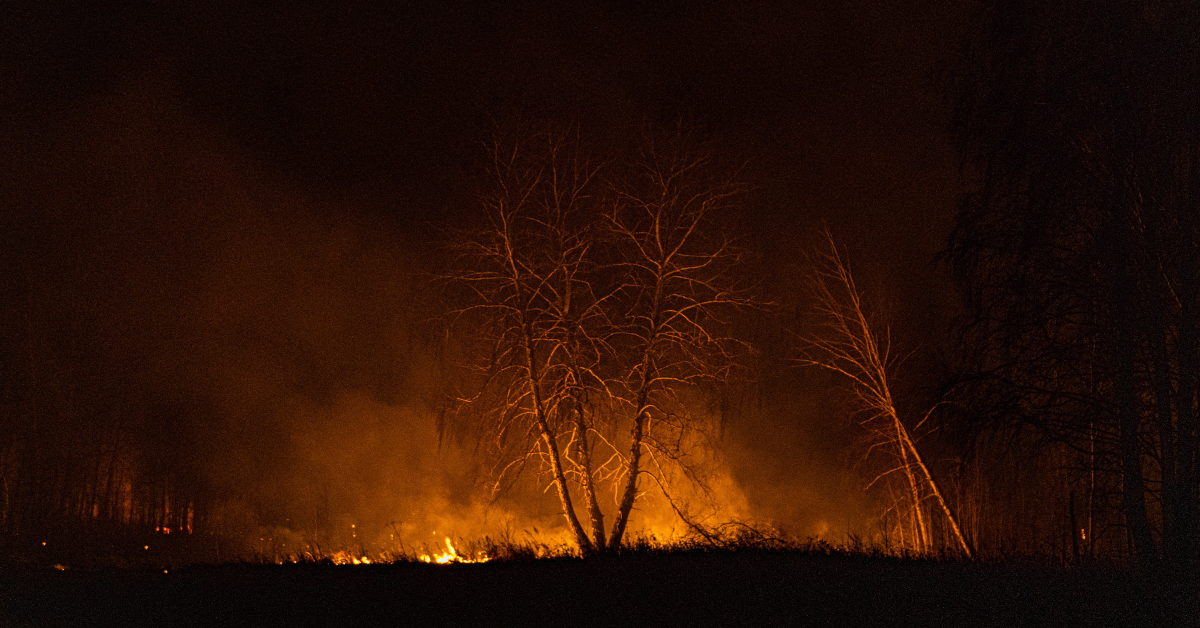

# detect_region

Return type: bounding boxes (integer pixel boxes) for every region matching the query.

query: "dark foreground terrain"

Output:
[0,551,1194,627]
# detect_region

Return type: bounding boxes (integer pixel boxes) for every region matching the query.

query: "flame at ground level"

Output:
[182,393,874,566]
[419,537,488,564]
[327,551,372,565]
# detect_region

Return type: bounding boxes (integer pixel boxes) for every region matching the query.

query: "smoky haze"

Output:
[3,78,463,548]
[1,1,967,554]
[0,76,874,551]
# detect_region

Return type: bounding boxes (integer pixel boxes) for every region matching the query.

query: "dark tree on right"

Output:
[947,0,1200,568]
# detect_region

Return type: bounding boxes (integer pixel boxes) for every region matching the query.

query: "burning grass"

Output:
[230,522,981,569]
[1,528,1189,627]
[0,521,989,572]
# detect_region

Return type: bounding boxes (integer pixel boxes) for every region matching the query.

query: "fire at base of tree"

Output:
[6,7,1200,622]
[433,121,760,557]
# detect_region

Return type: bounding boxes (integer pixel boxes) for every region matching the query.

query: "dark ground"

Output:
[0,550,1193,627]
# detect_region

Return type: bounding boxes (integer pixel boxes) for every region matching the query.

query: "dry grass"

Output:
[239,521,978,567]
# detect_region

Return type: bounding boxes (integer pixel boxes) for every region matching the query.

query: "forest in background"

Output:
[2,0,1199,575]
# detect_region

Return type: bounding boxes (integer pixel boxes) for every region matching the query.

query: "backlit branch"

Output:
[438,122,755,554]
[797,229,971,558]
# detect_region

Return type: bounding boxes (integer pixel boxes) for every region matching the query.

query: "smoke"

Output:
[722,370,877,541]
[3,70,881,554]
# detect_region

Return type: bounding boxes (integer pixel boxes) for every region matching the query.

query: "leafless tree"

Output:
[602,126,753,549]
[439,123,754,554]
[796,230,971,557]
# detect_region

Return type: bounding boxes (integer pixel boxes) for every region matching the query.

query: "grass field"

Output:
[1,540,1192,627]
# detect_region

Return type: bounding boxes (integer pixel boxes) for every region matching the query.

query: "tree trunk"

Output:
[1173,180,1200,570]
[539,425,592,553]
[1147,285,1180,562]
[609,406,647,549]
[1115,284,1157,565]
[895,417,928,553]
[1070,490,1080,564]
[896,416,973,558]
[501,218,592,554]
[610,271,665,550]
[573,409,607,552]
[524,336,591,553]
[610,356,655,549]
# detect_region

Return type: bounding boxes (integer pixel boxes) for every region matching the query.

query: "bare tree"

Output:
[440,123,753,554]
[796,230,971,557]
[602,126,753,549]
[440,126,602,552]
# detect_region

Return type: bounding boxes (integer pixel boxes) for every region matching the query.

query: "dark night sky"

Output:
[2,1,972,543]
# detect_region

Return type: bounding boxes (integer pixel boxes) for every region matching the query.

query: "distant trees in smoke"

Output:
[436,122,756,554]
[945,0,1200,568]
[8,0,1200,573]
[0,313,214,538]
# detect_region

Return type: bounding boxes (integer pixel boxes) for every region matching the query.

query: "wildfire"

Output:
[327,551,372,565]
[419,537,488,564]
[317,536,488,565]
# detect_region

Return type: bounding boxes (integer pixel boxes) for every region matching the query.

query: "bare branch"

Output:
[795,229,972,558]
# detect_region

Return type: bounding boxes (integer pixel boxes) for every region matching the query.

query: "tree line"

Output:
[0,332,213,538]
[945,0,1200,568]
[3,0,1198,571]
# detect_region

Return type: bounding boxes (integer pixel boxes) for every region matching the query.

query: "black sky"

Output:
[2,0,972,542]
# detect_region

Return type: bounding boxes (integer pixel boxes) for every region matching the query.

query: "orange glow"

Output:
[419,537,488,564]
[327,551,372,565]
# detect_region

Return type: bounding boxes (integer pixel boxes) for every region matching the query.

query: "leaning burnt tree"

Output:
[439,124,753,554]
[796,231,971,557]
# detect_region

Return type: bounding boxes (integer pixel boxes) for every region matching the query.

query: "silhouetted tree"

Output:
[947,0,1200,567]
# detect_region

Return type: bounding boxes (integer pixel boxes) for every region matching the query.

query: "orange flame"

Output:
[419,537,488,564]
[327,550,372,565]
